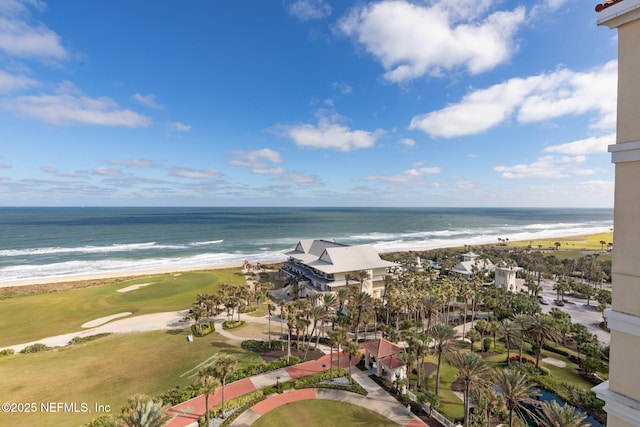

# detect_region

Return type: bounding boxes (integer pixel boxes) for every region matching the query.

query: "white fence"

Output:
[405,389,459,427]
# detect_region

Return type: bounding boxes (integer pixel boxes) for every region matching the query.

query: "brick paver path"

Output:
[167,352,357,427]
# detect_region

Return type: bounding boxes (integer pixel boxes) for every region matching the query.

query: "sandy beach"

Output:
[0,262,247,289]
[0,230,612,290]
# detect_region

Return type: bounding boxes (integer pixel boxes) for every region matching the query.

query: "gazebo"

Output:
[360,338,406,384]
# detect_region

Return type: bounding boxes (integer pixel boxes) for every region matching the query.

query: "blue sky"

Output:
[0,0,618,207]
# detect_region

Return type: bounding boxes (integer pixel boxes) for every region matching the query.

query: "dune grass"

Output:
[0,328,260,427]
[252,399,399,427]
[0,269,246,347]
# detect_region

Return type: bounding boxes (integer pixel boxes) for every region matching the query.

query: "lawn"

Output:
[507,232,613,252]
[231,321,273,340]
[0,269,246,347]
[252,400,399,427]
[0,328,260,427]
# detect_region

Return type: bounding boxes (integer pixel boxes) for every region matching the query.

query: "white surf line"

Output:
[81,312,133,328]
[117,282,156,293]
[180,353,220,378]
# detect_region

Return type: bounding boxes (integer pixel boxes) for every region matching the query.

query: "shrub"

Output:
[542,343,571,357]
[223,320,245,330]
[191,321,214,337]
[508,355,535,365]
[241,339,284,352]
[70,333,111,345]
[20,343,51,354]
[84,414,117,427]
[482,338,492,352]
[0,349,15,357]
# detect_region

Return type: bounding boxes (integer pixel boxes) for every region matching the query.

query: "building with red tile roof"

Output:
[360,338,407,385]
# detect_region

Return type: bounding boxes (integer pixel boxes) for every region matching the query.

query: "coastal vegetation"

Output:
[0,234,613,426]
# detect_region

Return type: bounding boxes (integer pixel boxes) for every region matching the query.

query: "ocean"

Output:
[0,207,613,285]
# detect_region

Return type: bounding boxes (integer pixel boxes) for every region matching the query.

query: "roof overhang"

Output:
[597,0,640,28]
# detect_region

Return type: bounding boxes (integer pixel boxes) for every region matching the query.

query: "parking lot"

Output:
[534,279,610,346]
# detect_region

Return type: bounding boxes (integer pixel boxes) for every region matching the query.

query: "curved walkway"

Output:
[168,360,427,427]
[232,387,426,427]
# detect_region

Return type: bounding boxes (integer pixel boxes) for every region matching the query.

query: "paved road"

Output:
[536,279,610,346]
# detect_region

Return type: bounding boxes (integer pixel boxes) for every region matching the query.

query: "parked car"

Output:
[539,297,550,305]
[555,299,565,306]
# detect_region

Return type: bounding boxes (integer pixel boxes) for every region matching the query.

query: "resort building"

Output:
[594,1,640,426]
[281,239,398,300]
[451,251,495,278]
[494,263,523,293]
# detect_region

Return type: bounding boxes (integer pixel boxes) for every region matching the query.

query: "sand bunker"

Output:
[82,312,132,328]
[543,357,567,368]
[117,282,155,293]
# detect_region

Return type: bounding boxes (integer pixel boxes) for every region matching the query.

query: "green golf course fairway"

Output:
[0,269,245,347]
[0,328,261,427]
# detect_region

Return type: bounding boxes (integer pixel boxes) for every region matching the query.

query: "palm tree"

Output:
[489,319,501,351]
[329,327,348,372]
[267,302,276,348]
[501,319,522,365]
[449,351,491,427]
[535,400,591,427]
[430,323,458,397]
[212,355,237,418]
[513,314,530,360]
[422,294,443,337]
[472,383,505,427]
[198,367,220,425]
[346,340,360,381]
[351,291,373,341]
[525,314,562,368]
[466,328,481,352]
[493,368,540,427]
[358,269,371,292]
[117,394,172,427]
[336,287,349,316]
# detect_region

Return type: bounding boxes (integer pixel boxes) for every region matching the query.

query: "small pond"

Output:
[528,389,604,427]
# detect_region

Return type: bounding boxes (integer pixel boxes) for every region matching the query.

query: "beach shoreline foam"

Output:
[0,230,612,289]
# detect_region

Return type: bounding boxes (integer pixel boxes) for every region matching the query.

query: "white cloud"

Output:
[529,0,572,19]
[108,159,156,168]
[456,180,476,190]
[398,138,416,148]
[229,149,285,175]
[573,167,607,176]
[132,93,163,109]
[169,167,221,179]
[282,112,384,152]
[1,82,152,127]
[94,167,123,178]
[339,0,525,82]
[494,155,587,179]
[410,61,617,138]
[280,172,323,187]
[575,180,614,193]
[0,70,38,93]
[331,82,352,94]
[169,122,191,132]
[365,166,441,183]
[289,0,332,22]
[0,1,67,61]
[543,133,615,155]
